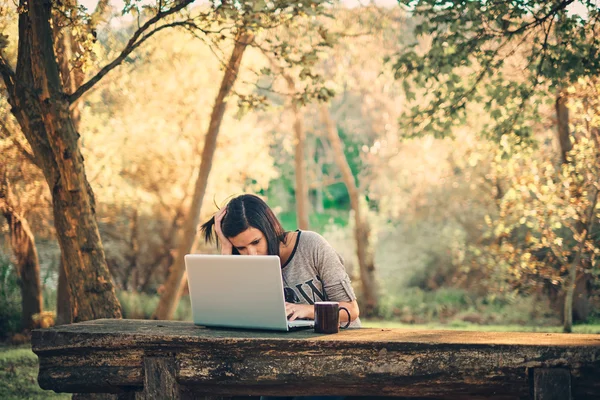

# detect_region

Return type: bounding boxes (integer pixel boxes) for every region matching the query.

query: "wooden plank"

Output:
[533,368,572,400]
[31,319,600,399]
[31,319,600,347]
[142,357,186,400]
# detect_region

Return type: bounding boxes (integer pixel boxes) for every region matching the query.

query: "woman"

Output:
[201,194,358,400]
[200,194,360,327]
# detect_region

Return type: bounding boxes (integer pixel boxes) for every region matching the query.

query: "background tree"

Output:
[394,0,600,141]
[153,0,336,320]
[393,0,600,331]
[0,0,213,322]
[0,136,43,331]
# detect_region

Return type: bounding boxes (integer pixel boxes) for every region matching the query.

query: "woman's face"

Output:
[229,227,268,256]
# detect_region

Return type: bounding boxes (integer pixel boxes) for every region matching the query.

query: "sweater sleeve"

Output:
[307,231,357,302]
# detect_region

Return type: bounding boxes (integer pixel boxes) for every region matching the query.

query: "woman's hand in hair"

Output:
[215,208,233,255]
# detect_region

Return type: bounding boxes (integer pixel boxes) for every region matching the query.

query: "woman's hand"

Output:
[214,208,233,255]
[285,302,314,321]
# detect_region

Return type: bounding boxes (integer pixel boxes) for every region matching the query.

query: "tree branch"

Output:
[0,54,15,95]
[0,120,38,167]
[89,0,111,29]
[69,0,196,104]
[571,186,599,269]
[547,235,568,267]
[505,0,575,35]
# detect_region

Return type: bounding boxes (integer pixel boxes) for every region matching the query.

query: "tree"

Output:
[320,104,378,315]
[0,155,43,331]
[394,1,600,141]
[467,79,600,332]
[72,20,279,303]
[0,10,46,331]
[261,51,311,230]
[51,0,110,326]
[394,0,600,331]
[152,29,255,320]
[0,0,231,322]
[153,1,334,320]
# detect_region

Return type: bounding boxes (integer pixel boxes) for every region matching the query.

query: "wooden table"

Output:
[31,319,600,399]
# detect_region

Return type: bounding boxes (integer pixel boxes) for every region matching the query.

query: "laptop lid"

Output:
[184,254,291,331]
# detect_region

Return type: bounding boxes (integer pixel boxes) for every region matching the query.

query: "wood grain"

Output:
[32,319,600,399]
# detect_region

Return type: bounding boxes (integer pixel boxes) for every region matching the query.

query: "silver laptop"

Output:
[184,254,314,331]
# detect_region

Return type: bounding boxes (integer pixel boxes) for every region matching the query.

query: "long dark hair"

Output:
[200,194,286,256]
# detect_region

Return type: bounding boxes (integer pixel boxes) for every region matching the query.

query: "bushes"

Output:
[117,291,192,321]
[0,255,21,340]
[374,287,558,326]
[375,287,470,323]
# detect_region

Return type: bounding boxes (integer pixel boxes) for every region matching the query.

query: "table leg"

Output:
[532,368,572,400]
[140,356,232,400]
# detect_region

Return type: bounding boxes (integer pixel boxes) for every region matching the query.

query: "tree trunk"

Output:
[123,209,139,291]
[563,258,577,333]
[0,173,43,331]
[55,254,73,325]
[563,189,598,333]
[285,76,310,230]
[320,104,378,315]
[314,144,325,213]
[152,31,254,320]
[556,92,571,164]
[53,8,87,326]
[4,0,121,322]
[556,88,594,331]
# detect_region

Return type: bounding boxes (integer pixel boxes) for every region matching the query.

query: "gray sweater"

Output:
[282,230,361,328]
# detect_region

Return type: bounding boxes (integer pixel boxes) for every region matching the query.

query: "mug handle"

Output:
[339,306,351,329]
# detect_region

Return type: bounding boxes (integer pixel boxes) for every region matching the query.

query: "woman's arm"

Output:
[338,300,360,322]
[285,300,360,322]
[214,208,233,255]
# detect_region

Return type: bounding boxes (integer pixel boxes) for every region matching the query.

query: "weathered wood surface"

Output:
[533,368,572,400]
[32,319,600,399]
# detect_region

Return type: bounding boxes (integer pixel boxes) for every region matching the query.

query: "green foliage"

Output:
[376,287,470,322]
[117,291,192,321]
[336,126,365,182]
[0,345,69,399]
[470,80,600,304]
[0,255,20,340]
[375,287,557,326]
[395,0,600,139]
[263,124,365,216]
[277,210,348,232]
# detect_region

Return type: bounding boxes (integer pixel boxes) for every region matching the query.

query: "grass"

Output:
[0,345,69,400]
[362,320,600,334]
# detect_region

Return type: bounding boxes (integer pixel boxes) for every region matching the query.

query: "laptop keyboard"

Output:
[288,320,314,328]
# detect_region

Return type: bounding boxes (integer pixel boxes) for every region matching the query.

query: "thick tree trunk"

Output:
[320,105,378,315]
[0,173,43,331]
[285,76,310,230]
[54,9,87,326]
[153,31,254,320]
[5,0,121,322]
[55,254,73,325]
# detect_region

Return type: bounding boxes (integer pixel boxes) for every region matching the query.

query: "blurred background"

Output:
[1,0,600,395]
